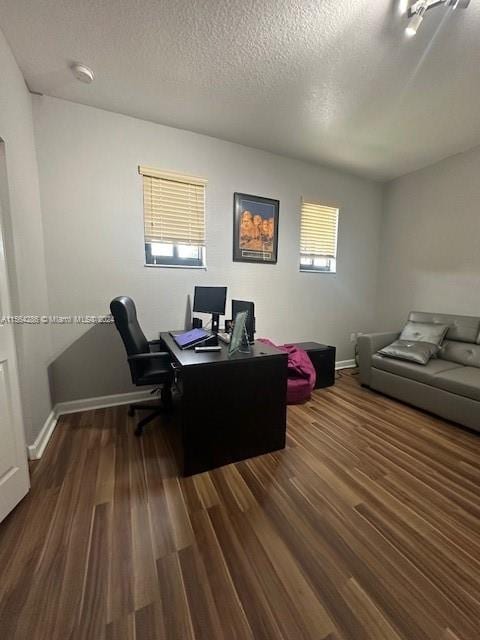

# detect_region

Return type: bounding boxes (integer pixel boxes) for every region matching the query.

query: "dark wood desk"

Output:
[160,332,288,476]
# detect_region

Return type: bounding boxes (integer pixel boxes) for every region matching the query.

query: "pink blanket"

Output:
[258,339,316,404]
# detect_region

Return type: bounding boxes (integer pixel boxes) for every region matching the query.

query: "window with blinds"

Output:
[300,200,339,273]
[139,166,207,267]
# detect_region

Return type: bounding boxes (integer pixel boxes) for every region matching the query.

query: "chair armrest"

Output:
[128,351,171,366]
[148,339,165,353]
[357,331,399,386]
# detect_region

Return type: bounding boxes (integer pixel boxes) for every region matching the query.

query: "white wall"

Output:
[379,145,480,330]
[3,29,479,439]
[0,28,52,443]
[32,96,383,401]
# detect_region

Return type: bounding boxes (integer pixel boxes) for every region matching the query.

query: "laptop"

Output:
[170,328,210,349]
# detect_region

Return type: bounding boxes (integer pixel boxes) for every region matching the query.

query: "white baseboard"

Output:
[55,389,153,416]
[335,358,356,370]
[28,360,357,460]
[27,409,58,460]
[27,389,153,460]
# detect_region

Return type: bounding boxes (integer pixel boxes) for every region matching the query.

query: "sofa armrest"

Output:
[358,331,399,386]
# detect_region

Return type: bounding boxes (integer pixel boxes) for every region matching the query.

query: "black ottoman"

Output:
[293,342,336,389]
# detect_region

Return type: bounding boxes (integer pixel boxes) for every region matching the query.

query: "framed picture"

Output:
[228,310,250,356]
[233,193,279,264]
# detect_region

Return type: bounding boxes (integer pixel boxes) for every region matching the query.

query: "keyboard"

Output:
[217,331,231,344]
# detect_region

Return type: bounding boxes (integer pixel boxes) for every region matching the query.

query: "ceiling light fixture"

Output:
[406,0,470,37]
[71,63,95,83]
[406,3,426,35]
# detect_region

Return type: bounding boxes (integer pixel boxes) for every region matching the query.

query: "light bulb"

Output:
[406,12,424,36]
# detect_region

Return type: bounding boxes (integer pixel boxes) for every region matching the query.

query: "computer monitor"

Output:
[232,299,255,343]
[193,286,227,333]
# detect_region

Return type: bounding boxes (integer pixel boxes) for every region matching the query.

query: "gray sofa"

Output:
[358,311,480,432]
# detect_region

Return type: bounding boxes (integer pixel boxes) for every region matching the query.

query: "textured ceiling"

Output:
[1,0,479,180]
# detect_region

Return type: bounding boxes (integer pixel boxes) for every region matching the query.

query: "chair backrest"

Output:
[110,296,149,356]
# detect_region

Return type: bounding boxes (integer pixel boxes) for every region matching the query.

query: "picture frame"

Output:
[233,193,279,264]
[228,310,250,356]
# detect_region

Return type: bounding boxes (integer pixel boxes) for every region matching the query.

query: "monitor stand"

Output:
[211,313,220,333]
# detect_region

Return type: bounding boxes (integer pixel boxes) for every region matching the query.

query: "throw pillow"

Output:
[378,339,439,365]
[399,321,449,346]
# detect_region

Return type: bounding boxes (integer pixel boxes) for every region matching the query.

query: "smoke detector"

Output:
[71,63,95,83]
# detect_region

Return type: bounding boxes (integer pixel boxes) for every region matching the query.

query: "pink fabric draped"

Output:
[258,339,316,404]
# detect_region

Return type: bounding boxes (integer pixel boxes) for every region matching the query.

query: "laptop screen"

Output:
[173,328,208,348]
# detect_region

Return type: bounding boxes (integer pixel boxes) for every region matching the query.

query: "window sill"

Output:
[299,268,336,274]
[145,263,207,270]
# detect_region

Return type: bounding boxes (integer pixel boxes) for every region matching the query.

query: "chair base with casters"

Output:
[128,386,173,436]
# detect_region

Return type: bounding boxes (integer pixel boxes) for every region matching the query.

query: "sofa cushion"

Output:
[378,340,439,365]
[400,321,449,346]
[371,353,461,386]
[408,311,480,344]
[433,367,480,402]
[439,340,480,369]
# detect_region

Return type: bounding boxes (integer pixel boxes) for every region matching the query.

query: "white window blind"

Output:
[300,200,339,258]
[139,166,207,246]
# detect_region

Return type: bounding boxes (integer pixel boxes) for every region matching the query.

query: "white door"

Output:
[0,141,29,522]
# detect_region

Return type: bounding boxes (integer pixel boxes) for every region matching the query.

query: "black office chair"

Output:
[110,296,174,436]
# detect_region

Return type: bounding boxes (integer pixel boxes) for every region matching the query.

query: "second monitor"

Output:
[193,286,227,333]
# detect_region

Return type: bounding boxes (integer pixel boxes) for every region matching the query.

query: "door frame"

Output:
[0,137,30,522]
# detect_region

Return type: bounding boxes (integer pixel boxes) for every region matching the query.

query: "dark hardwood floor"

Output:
[1,370,480,640]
